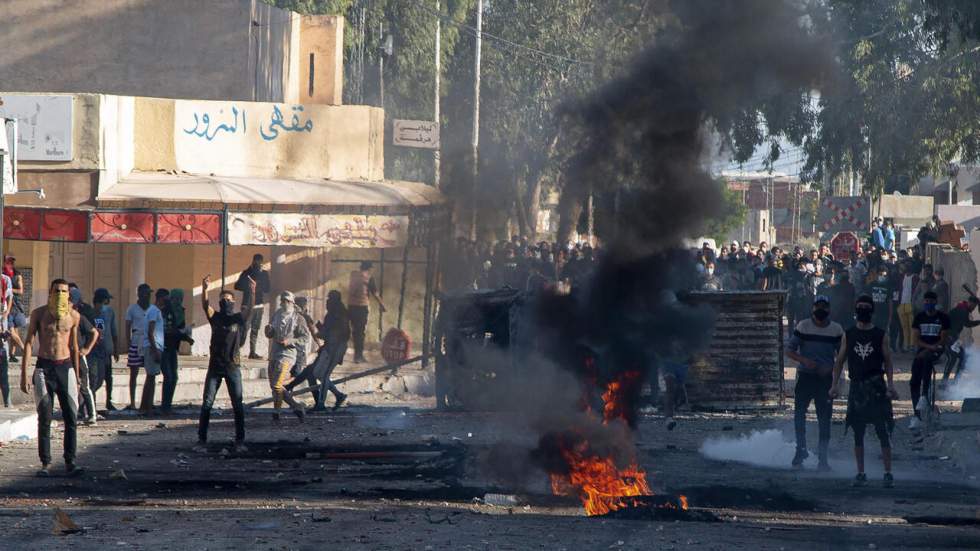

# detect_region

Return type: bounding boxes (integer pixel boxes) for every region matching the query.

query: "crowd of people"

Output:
[9,253,391,475]
[444,235,600,293]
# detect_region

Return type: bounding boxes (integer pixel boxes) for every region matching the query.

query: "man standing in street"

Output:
[909,291,950,429]
[868,266,893,333]
[897,263,918,352]
[68,287,100,426]
[912,264,937,315]
[20,279,84,476]
[786,295,844,470]
[124,284,152,409]
[347,261,386,364]
[264,291,307,421]
[196,274,254,453]
[92,288,120,411]
[138,289,167,414]
[830,295,898,487]
[235,254,271,360]
[933,267,950,312]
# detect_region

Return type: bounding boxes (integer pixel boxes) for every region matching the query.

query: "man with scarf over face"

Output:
[264,291,308,421]
[785,295,844,470]
[196,275,256,452]
[21,279,84,476]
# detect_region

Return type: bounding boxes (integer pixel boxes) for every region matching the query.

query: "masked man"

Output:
[264,291,308,421]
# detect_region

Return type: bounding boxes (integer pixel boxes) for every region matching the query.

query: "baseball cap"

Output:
[813,295,830,306]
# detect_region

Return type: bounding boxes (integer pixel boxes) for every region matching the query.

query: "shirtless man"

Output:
[20,279,83,476]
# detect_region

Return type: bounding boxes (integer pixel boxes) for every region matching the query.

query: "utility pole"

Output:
[469,0,483,240]
[433,0,441,189]
[378,21,385,109]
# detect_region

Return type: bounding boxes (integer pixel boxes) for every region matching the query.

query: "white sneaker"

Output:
[909,417,921,430]
[915,396,928,412]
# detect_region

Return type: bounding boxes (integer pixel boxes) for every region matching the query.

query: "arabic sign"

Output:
[393,119,439,150]
[227,213,409,249]
[0,95,73,161]
[1,119,16,194]
[174,100,319,179]
[818,196,870,233]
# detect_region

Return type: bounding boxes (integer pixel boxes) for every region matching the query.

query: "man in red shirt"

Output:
[347,262,386,364]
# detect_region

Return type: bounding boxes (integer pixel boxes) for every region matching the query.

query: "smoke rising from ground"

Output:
[944,347,980,400]
[482,0,833,491]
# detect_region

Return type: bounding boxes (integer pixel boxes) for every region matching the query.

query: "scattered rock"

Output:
[109,469,127,481]
[52,508,83,535]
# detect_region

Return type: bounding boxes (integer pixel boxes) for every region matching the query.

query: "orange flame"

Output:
[548,370,688,516]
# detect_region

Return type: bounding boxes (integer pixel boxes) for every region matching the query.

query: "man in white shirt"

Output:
[124,284,152,409]
[897,264,917,353]
[138,289,167,414]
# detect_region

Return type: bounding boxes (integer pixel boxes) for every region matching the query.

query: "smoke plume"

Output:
[483,0,833,493]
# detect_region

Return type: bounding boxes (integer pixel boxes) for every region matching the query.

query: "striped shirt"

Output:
[786,318,844,375]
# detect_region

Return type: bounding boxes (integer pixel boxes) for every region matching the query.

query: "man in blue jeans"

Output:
[786,294,844,470]
[195,274,255,453]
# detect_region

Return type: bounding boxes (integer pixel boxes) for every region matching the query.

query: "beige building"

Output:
[0,2,446,359]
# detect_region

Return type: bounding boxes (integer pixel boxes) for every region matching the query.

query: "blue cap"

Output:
[813,294,830,305]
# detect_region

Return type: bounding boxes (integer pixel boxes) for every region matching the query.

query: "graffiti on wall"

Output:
[227,213,408,249]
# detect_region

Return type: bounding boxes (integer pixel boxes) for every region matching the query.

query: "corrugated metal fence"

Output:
[683,291,786,410]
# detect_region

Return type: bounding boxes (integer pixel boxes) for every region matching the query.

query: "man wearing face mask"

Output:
[912,264,937,315]
[264,291,308,422]
[830,295,898,487]
[909,291,949,429]
[829,272,856,330]
[196,275,255,452]
[786,295,844,470]
[868,266,894,333]
[786,261,812,332]
[699,261,724,292]
[21,279,84,476]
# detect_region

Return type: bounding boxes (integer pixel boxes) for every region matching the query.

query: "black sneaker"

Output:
[272,412,281,422]
[333,393,348,411]
[852,473,867,487]
[883,473,894,488]
[248,353,263,360]
[65,464,84,477]
[36,464,51,477]
[106,402,119,412]
[791,448,808,468]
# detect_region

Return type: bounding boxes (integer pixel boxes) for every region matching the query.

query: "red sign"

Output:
[381,328,412,364]
[91,212,154,243]
[831,231,860,260]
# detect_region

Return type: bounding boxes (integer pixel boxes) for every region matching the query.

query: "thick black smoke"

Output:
[484,0,833,490]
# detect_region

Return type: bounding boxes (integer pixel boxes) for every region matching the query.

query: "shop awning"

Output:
[97,172,445,212]
[3,173,448,247]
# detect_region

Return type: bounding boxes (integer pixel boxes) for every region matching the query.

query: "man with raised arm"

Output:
[195,274,255,453]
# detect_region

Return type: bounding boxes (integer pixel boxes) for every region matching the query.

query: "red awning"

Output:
[4,207,224,245]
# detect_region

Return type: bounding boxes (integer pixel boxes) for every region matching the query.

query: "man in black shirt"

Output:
[831,295,898,487]
[68,287,100,426]
[196,274,255,452]
[235,254,271,360]
[867,266,893,332]
[909,291,950,429]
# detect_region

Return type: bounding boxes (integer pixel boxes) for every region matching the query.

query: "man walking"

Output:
[196,275,255,452]
[347,261,386,363]
[235,254,271,360]
[264,291,307,421]
[830,295,898,487]
[20,279,84,476]
[91,288,120,410]
[786,295,844,470]
[909,291,949,429]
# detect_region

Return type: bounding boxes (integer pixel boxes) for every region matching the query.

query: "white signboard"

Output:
[0,95,73,161]
[393,119,440,150]
[1,119,17,194]
[227,213,409,249]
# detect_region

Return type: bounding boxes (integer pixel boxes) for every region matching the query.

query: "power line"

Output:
[410,0,604,68]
